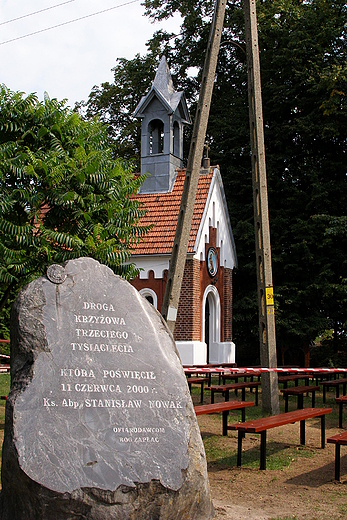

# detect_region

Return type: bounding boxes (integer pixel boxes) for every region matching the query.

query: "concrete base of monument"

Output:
[176,340,207,365]
[176,340,235,366]
[0,258,214,520]
[208,341,236,365]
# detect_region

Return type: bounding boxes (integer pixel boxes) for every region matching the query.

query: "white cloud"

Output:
[0,0,181,106]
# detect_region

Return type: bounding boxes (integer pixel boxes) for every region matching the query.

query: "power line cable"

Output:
[0,0,141,46]
[0,0,76,26]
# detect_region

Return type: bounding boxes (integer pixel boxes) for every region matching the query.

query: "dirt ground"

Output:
[197,413,347,520]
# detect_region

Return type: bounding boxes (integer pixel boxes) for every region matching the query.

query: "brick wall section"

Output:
[131,270,167,310]
[131,224,234,345]
[223,268,233,342]
[175,258,201,341]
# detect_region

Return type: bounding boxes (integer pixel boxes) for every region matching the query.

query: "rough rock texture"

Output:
[0,258,214,519]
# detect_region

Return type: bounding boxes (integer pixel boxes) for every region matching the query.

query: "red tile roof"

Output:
[131,169,213,256]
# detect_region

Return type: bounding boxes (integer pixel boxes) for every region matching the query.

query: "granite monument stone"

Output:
[0,257,214,519]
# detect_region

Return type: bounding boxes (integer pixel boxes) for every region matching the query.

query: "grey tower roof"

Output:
[134,56,191,123]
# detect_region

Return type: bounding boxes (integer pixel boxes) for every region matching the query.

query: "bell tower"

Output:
[134,56,191,193]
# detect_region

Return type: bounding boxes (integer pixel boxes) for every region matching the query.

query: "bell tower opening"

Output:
[173,121,180,157]
[149,119,164,155]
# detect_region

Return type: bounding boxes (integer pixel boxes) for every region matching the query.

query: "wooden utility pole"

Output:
[161,0,227,333]
[243,0,279,413]
[161,0,279,414]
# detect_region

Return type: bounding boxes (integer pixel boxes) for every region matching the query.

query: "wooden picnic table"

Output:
[194,400,254,436]
[184,365,238,385]
[327,431,347,481]
[229,407,332,470]
[278,374,313,388]
[281,385,320,412]
[335,395,347,428]
[186,376,209,403]
[221,370,262,385]
[206,381,260,406]
[321,378,347,403]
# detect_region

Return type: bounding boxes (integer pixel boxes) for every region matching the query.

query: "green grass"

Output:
[203,431,314,471]
[0,373,10,398]
[0,373,9,463]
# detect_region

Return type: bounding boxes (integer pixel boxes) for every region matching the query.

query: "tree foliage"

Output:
[78,54,160,169]
[81,0,347,365]
[0,86,149,337]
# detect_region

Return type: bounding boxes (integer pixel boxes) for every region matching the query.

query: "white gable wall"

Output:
[133,256,170,280]
[194,168,237,269]
[131,167,237,366]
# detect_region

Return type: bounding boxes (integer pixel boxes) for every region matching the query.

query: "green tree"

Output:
[82,0,347,365]
[257,0,347,363]
[0,86,149,338]
[79,54,160,169]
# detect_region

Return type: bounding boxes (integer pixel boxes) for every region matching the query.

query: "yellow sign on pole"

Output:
[265,287,274,306]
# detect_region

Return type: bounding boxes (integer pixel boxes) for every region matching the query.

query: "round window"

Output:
[206,247,218,277]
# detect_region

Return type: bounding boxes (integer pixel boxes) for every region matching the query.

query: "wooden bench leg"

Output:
[241,407,246,422]
[298,394,304,410]
[241,388,246,401]
[343,383,346,397]
[225,389,230,402]
[300,419,306,445]
[255,385,259,406]
[335,443,341,481]
[336,385,340,399]
[321,415,326,449]
[211,391,215,404]
[200,382,204,404]
[260,431,267,470]
[237,431,243,467]
[339,402,343,428]
[222,410,228,436]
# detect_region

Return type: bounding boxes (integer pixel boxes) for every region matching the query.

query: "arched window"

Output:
[139,288,158,309]
[148,119,164,154]
[173,121,180,157]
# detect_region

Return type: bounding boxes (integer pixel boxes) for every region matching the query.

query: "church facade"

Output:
[130,57,237,366]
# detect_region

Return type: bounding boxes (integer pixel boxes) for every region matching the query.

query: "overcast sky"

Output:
[0,0,181,107]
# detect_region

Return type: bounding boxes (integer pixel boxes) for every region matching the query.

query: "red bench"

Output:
[186,376,209,403]
[327,431,347,481]
[206,381,260,406]
[321,378,347,403]
[221,371,261,385]
[194,400,254,436]
[228,407,332,470]
[278,374,312,389]
[335,395,347,428]
[280,385,320,412]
